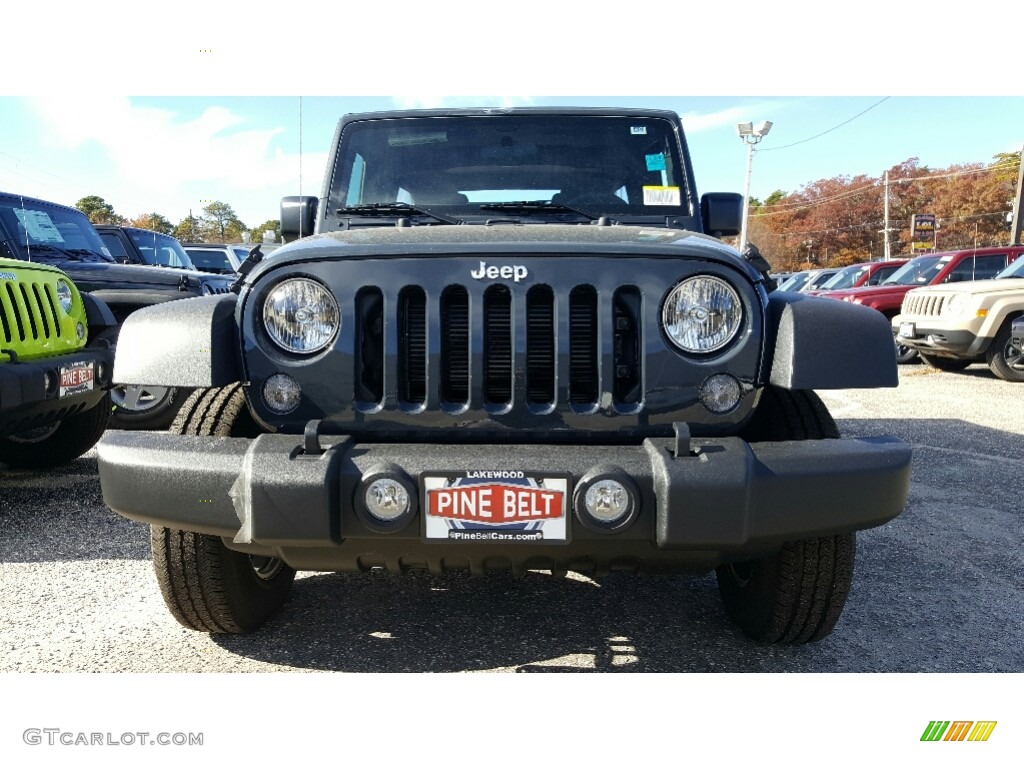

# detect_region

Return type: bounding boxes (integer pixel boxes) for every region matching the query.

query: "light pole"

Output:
[737,120,773,251]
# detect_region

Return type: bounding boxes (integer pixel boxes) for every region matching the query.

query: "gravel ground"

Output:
[1,363,1021,672]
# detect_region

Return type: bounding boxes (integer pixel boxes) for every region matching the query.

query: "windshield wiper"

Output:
[336,203,463,225]
[23,243,84,261]
[479,201,599,221]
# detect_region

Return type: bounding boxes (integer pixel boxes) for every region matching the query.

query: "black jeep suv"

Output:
[97,108,911,643]
[0,194,232,429]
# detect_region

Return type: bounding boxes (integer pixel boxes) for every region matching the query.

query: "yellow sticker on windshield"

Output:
[642,186,680,206]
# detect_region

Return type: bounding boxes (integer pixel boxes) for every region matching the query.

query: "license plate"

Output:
[59,361,94,397]
[422,472,570,542]
[899,322,916,338]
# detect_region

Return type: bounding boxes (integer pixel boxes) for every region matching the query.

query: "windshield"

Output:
[0,197,113,262]
[128,229,195,269]
[327,114,692,220]
[820,264,868,291]
[185,247,235,274]
[882,255,948,285]
[804,270,838,290]
[778,272,809,292]
[995,258,1024,279]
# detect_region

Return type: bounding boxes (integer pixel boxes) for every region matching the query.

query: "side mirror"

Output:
[280,196,318,242]
[700,192,743,237]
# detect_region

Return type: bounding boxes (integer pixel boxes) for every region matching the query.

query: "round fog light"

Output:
[699,374,742,414]
[365,479,410,522]
[262,374,301,414]
[43,370,57,393]
[585,480,630,524]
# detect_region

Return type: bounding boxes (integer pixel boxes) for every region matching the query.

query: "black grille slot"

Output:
[613,287,642,405]
[0,285,12,344]
[6,284,25,341]
[19,284,39,340]
[32,284,51,338]
[354,287,384,403]
[483,285,512,405]
[43,284,61,337]
[569,285,599,405]
[441,286,469,404]
[398,287,426,404]
[526,285,555,404]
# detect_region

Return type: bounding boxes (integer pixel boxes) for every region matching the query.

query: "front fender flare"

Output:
[112,294,241,387]
[765,292,898,389]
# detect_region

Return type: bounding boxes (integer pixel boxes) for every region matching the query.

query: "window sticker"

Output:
[630,126,647,135]
[645,153,667,172]
[642,186,681,206]
[14,209,64,243]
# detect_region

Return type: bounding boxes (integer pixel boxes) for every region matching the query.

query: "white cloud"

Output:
[27,96,321,224]
[680,100,794,134]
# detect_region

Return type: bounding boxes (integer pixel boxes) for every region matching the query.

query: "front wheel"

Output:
[716,535,857,643]
[0,393,111,469]
[985,323,1024,382]
[893,332,919,364]
[152,384,291,632]
[714,387,856,643]
[109,384,190,430]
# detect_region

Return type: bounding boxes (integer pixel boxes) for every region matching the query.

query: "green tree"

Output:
[75,195,124,224]
[249,219,281,243]
[129,212,174,234]
[173,214,204,243]
[201,201,246,242]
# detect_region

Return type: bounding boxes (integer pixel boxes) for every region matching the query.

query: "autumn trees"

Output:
[74,196,279,244]
[747,153,1021,272]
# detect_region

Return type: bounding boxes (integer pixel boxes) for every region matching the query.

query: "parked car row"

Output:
[0,192,245,463]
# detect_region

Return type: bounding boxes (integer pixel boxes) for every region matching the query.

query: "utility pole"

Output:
[882,171,891,260]
[1010,144,1024,245]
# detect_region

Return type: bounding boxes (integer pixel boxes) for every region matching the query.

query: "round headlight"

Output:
[263,278,340,353]
[943,293,966,317]
[662,276,743,354]
[55,280,73,313]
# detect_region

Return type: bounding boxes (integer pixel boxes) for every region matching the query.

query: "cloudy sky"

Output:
[3,95,1021,231]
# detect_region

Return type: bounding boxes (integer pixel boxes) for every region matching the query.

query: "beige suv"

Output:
[892,256,1024,381]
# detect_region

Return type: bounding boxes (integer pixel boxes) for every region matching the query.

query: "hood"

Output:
[906,277,1024,297]
[252,224,759,283]
[819,283,914,300]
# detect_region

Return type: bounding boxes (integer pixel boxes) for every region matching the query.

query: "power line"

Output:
[752,161,1020,217]
[759,97,891,152]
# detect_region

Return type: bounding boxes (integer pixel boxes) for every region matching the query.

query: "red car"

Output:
[804,259,907,296]
[817,246,1024,362]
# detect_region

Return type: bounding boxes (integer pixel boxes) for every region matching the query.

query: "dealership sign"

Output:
[911,213,936,252]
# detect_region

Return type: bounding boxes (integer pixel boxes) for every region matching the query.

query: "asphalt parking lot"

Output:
[1,364,1021,673]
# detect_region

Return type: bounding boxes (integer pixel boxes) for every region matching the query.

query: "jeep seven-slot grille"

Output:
[358,283,642,410]
[903,293,947,317]
[0,279,62,344]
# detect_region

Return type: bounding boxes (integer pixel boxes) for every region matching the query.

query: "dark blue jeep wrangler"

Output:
[97,108,911,643]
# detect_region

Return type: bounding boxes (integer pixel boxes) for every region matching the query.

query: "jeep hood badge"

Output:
[470,261,528,282]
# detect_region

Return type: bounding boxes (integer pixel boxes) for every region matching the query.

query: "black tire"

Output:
[985,322,1024,382]
[0,393,111,469]
[152,384,293,633]
[919,353,972,372]
[715,387,856,643]
[893,331,919,364]
[109,384,191,431]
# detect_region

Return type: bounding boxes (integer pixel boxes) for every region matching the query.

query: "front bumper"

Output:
[891,318,989,357]
[0,347,115,435]
[97,429,911,573]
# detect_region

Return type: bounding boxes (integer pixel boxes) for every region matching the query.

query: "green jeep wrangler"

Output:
[0,257,117,468]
